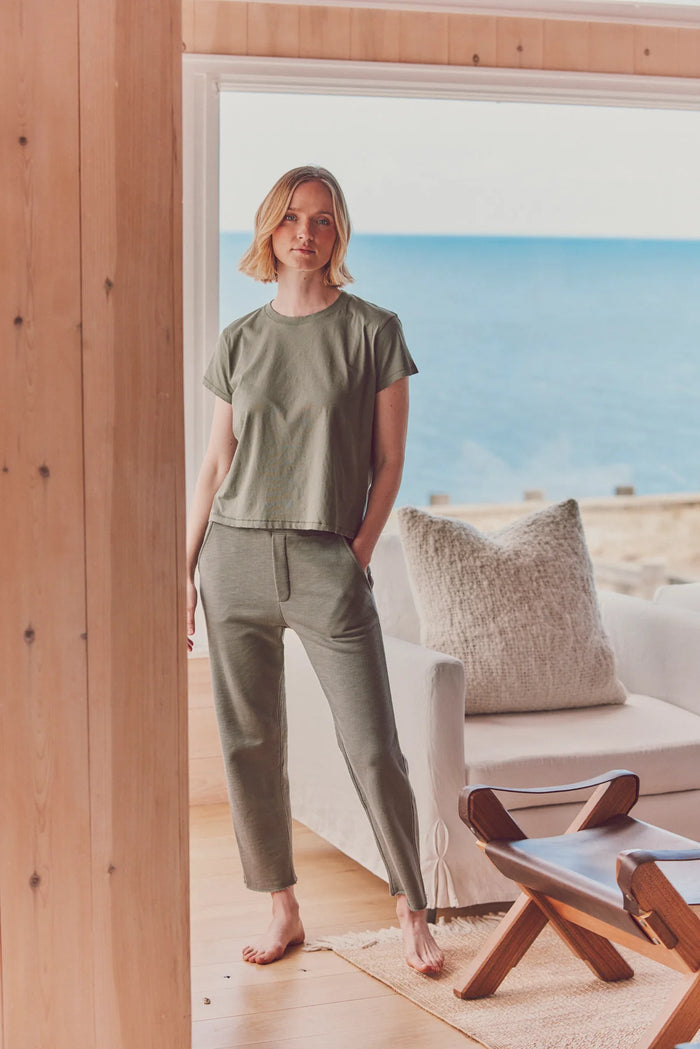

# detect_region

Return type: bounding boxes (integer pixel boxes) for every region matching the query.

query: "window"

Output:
[183,55,700,613]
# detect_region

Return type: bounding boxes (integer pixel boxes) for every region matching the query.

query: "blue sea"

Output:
[220,233,700,507]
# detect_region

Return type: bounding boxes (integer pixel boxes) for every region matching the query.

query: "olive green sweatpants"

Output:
[198,523,427,911]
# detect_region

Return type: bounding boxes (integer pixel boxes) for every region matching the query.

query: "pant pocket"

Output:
[339,536,373,590]
[197,520,215,568]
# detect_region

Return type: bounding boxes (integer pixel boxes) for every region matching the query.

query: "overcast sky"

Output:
[220,91,700,239]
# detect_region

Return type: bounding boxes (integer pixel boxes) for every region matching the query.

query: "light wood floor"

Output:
[190,805,479,1049]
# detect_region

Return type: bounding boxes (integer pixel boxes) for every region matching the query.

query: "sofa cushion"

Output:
[465,693,700,810]
[397,500,626,716]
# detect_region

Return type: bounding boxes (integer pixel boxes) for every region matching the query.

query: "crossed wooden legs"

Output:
[455,773,639,999]
[453,890,633,1001]
[454,773,700,1049]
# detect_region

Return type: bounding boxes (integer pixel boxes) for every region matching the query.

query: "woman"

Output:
[186,166,443,974]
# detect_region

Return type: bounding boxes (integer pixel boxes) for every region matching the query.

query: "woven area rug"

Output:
[307,917,695,1049]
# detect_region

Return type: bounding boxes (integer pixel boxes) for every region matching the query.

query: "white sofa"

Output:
[285,533,700,910]
[655,582,700,614]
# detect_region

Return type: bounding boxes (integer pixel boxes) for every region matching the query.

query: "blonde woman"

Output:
[186,166,443,974]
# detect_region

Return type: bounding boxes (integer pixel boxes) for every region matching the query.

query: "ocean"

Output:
[219,233,700,507]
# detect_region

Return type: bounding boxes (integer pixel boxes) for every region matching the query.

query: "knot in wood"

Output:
[24,626,36,644]
[14,316,23,325]
[472,53,480,65]
[39,464,50,478]
[19,136,28,146]
[29,872,41,889]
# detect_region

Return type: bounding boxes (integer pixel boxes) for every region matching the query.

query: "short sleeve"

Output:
[374,314,419,392]
[202,329,235,402]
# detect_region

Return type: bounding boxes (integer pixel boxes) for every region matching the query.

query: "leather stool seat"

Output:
[486,814,700,941]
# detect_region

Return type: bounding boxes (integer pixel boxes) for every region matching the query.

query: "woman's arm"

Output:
[351,377,409,571]
[186,397,237,647]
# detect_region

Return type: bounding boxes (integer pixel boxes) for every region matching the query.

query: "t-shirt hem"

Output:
[377,362,419,392]
[209,512,356,538]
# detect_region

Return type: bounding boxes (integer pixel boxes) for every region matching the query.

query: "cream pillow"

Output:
[397,500,626,716]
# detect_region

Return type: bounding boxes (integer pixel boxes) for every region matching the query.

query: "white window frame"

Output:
[182,52,699,652]
[182,53,700,509]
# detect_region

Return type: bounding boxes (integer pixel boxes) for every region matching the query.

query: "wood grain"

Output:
[495,16,545,70]
[183,0,195,51]
[190,756,229,805]
[190,807,480,1048]
[300,5,351,61]
[248,3,300,58]
[78,1,190,1047]
[350,8,400,63]
[398,10,448,66]
[635,25,683,76]
[0,2,94,1046]
[454,893,547,998]
[674,27,700,78]
[195,0,248,55]
[588,21,635,75]
[543,19,590,73]
[639,970,700,1049]
[183,1,700,81]
[190,706,224,760]
[448,14,498,69]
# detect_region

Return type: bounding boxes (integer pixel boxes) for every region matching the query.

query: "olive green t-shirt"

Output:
[202,291,418,538]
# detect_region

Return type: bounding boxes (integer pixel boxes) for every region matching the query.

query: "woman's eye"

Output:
[317,217,331,226]
[283,213,296,222]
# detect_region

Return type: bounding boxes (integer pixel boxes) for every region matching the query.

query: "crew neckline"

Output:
[264,291,346,325]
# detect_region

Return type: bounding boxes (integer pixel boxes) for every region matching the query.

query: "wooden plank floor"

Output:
[190,806,478,1048]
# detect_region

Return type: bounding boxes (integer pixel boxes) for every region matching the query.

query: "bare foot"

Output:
[242,887,306,965]
[396,895,444,975]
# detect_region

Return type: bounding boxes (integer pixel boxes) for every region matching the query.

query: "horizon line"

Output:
[221,229,700,243]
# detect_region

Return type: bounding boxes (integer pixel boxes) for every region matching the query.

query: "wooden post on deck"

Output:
[0,2,190,1048]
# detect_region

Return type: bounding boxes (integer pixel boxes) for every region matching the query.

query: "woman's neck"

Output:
[271,271,341,318]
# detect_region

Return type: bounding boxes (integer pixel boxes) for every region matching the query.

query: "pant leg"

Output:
[198,524,296,893]
[282,531,427,911]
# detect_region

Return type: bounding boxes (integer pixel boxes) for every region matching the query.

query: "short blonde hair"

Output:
[239,166,354,287]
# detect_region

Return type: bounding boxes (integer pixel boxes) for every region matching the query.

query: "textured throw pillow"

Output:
[397,499,626,716]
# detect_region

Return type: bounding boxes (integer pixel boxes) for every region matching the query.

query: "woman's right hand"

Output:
[187,578,198,652]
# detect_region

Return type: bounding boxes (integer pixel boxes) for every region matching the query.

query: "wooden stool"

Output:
[455,770,700,1049]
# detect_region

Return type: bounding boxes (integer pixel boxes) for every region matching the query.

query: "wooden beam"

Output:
[78,0,190,1045]
[350,8,401,63]
[398,10,449,65]
[184,0,700,80]
[195,0,248,54]
[300,5,351,61]
[248,2,301,57]
[0,2,94,1044]
[1,0,190,1046]
[448,14,498,69]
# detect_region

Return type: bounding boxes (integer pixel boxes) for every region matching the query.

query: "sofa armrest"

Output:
[383,637,467,888]
[384,637,465,809]
[598,590,700,717]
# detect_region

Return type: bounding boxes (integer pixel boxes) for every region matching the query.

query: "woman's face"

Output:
[271,180,337,278]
